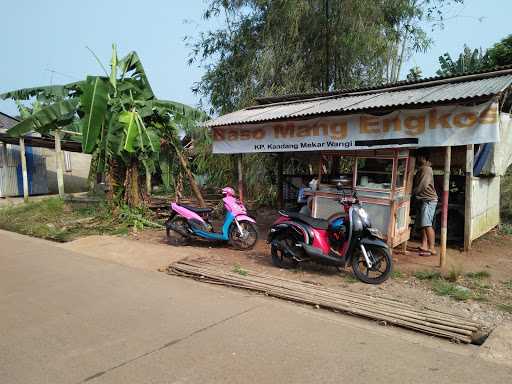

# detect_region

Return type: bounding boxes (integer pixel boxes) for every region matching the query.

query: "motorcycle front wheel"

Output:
[351,245,392,284]
[229,220,258,250]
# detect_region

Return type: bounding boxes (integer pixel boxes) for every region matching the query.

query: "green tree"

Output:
[406,66,422,81]
[486,34,512,68]
[1,46,208,207]
[436,45,486,76]
[190,0,462,114]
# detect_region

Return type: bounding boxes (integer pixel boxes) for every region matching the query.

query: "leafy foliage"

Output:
[436,45,487,76]
[435,34,512,77]
[486,34,512,68]
[1,45,208,207]
[190,0,462,114]
[406,66,422,81]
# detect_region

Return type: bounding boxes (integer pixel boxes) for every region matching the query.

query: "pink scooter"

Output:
[165,187,258,250]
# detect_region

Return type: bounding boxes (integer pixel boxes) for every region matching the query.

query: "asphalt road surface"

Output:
[1,230,511,383]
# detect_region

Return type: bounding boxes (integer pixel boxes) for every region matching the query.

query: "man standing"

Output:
[413,149,438,256]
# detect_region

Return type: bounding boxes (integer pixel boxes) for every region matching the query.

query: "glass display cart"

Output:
[305,149,414,248]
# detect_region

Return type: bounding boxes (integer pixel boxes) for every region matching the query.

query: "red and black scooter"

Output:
[267,188,392,284]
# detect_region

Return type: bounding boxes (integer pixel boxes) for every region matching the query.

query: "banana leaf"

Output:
[0,82,82,101]
[80,76,109,153]
[118,51,154,98]
[119,111,140,153]
[7,99,79,137]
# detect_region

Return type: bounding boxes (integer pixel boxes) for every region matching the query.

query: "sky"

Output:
[1,0,511,117]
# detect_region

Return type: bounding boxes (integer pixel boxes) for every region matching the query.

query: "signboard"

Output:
[211,101,499,154]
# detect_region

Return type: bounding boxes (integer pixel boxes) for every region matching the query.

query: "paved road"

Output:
[1,230,511,384]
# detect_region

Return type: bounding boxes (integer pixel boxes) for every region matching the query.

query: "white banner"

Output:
[212,101,499,154]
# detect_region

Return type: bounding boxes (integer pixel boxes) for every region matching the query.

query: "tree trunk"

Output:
[175,171,183,203]
[105,158,122,202]
[172,142,206,208]
[124,158,143,208]
[87,151,99,193]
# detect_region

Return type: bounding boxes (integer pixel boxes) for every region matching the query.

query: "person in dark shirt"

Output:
[413,149,438,255]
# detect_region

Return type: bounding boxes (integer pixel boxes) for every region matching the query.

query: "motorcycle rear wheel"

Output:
[351,245,392,284]
[271,240,299,269]
[166,217,190,245]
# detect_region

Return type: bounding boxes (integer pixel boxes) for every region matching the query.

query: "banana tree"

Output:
[1,45,208,207]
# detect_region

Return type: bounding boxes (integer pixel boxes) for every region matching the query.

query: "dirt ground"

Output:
[122,208,512,329]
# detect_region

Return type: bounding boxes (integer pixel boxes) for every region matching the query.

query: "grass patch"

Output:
[232,264,248,276]
[391,270,405,279]
[0,198,159,242]
[499,223,512,236]
[466,271,491,280]
[432,280,472,301]
[496,303,512,313]
[413,270,441,280]
[503,280,512,290]
[344,275,359,283]
[445,266,463,283]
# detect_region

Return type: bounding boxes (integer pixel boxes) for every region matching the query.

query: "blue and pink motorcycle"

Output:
[165,187,258,250]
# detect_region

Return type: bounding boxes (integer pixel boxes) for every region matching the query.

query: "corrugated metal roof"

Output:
[255,64,512,105]
[0,112,19,133]
[206,72,512,128]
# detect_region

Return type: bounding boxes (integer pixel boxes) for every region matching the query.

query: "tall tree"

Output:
[190,0,462,114]
[485,34,512,69]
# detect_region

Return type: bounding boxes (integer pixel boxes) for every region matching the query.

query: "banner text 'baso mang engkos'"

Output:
[211,100,499,154]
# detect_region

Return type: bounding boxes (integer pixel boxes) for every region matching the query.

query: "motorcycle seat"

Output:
[180,204,213,214]
[281,211,329,230]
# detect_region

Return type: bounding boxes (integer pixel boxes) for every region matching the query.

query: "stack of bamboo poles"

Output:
[168,261,487,344]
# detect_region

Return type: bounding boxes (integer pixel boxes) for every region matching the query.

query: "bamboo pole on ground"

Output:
[440,146,451,268]
[19,137,29,202]
[54,131,65,198]
[168,261,484,343]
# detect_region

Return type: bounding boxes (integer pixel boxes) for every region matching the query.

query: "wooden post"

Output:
[19,137,29,202]
[464,144,474,251]
[318,153,323,184]
[54,131,65,197]
[440,146,451,268]
[277,154,284,209]
[237,154,244,202]
[401,153,416,252]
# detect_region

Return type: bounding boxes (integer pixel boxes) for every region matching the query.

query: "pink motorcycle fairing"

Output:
[171,196,255,223]
[235,214,256,223]
[171,202,206,224]
[223,196,255,222]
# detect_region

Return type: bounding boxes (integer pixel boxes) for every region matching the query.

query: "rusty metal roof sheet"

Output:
[206,72,512,128]
[0,112,19,133]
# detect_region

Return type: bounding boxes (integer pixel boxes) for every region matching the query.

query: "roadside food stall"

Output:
[206,67,512,266]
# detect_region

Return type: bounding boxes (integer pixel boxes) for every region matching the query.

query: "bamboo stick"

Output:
[168,262,484,342]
